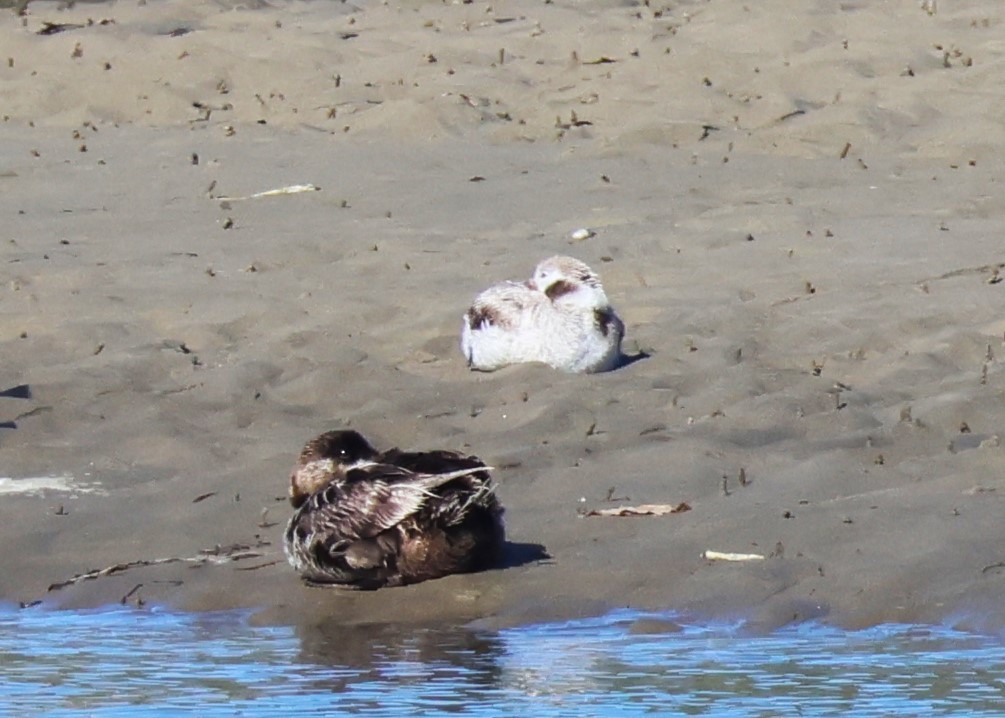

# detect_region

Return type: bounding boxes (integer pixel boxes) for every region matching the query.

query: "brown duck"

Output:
[284,430,505,589]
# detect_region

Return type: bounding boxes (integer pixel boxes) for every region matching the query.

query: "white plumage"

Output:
[460,256,625,373]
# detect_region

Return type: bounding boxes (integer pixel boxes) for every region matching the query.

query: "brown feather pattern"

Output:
[284,430,505,589]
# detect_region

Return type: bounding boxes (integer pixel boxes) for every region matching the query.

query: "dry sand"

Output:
[3,0,1005,634]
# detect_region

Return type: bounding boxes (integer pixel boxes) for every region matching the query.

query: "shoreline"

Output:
[3,0,1005,636]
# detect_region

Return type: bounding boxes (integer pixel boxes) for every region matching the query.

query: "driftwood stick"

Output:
[43,545,273,594]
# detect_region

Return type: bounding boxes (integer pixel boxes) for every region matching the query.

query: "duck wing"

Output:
[303,463,488,540]
[378,448,488,477]
[465,281,540,331]
[378,450,498,526]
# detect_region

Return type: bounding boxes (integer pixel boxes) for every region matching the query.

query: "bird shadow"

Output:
[498,541,551,569]
[615,350,650,370]
[0,384,32,400]
[1,385,32,434]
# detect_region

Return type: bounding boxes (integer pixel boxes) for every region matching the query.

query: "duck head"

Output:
[289,429,380,507]
[528,255,609,309]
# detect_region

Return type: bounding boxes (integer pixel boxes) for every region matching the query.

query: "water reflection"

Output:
[3,605,1005,716]
[296,618,508,700]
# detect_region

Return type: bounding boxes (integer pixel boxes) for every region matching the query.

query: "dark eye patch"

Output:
[544,279,577,300]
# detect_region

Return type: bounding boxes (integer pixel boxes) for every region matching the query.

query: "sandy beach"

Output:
[3,0,1005,634]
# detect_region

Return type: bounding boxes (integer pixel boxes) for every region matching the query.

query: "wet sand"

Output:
[3,0,1005,634]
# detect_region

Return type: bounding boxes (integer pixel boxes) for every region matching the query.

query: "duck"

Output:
[460,255,624,373]
[284,429,505,590]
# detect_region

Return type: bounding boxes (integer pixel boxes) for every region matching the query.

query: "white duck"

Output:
[460,255,624,373]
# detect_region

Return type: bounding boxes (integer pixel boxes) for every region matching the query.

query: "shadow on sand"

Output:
[498,541,550,570]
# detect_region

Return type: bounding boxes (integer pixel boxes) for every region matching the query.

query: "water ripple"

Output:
[2,605,1004,716]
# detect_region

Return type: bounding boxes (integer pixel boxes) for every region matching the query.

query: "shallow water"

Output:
[3,605,1005,716]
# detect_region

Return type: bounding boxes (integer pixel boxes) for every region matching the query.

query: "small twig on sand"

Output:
[47,558,181,592]
[604,486,629,502]
[235,560,283,572]
[702,550,765,562]
[584,503,691,517]
[42,545,273,596]
[214,184,320,202]
[120,583,144,605]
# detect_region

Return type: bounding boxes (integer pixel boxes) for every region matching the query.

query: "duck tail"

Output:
[430,479,498,529]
